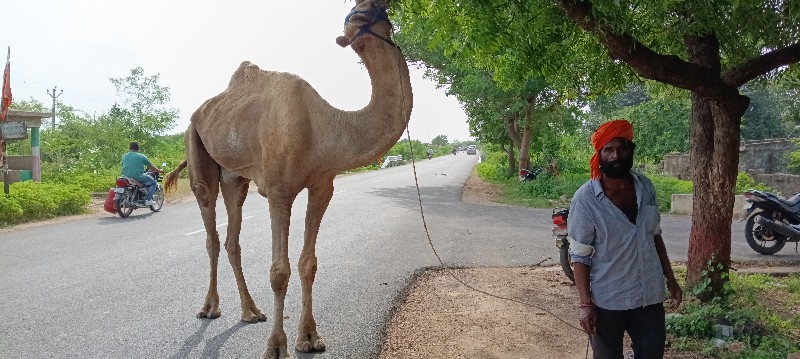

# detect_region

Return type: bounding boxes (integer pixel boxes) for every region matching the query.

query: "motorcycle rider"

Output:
[427,147,434,159]
[120,141,161,206]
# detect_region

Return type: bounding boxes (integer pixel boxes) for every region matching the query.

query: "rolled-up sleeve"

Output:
[568,199,595,266]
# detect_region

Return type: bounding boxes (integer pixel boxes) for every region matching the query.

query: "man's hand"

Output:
[579,306,596,335]
[666,280,683,309]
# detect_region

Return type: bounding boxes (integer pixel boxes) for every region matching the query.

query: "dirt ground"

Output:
[379,173,713,359]
[379,174,598,359]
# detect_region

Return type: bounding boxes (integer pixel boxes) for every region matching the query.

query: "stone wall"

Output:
[755,173,800,197]
[671,194,746,216]
[739,138,795,174]
[662,138,796,179]
[662,154,692,180]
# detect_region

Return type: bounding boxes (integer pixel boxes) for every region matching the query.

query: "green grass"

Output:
[666,267,800,358]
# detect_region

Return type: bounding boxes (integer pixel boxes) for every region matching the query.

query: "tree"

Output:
[431,135,449,146]
[554,0,800,298]
[395,0,800,298]
[109,67,178,140]
[740,84,788,140]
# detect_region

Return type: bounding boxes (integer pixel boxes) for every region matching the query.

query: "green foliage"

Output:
[43,167,121,193]
[647,173,694,212]
[475,151,510,182]
[0,195,24,225]
[740,84,789,141]
[666,269,800,358]
[9,182,58,220]
[736,172,775,194]
[430,135,448,146]
[386,139,428,162]
[0,182,90,225]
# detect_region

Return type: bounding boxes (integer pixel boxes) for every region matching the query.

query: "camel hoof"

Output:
[295,333,326,353]
[241,305,267,323]
[261,347,292,359]
[197,307,221,319]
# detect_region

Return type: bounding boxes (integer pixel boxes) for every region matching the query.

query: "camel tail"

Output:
[163,160,187,193]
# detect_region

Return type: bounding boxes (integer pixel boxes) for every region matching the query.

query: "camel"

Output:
[163,1,412,358]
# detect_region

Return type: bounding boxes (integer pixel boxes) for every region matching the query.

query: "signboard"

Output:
[0,121,27,140]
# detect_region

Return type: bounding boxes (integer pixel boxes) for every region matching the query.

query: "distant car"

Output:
[466,148,477,155]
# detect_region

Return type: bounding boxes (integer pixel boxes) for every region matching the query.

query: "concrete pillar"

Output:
[31,127,40,181]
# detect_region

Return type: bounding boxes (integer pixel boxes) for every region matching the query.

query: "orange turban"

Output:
[590,119,634,179]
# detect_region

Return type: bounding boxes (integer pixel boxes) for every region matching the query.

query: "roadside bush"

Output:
[7,181,90,222]
[647,173,694,212]
[0,195,24,225]
[44,167,120,193]
[476,151,510,182]
[736,172,775,194]
[10,182,58,220]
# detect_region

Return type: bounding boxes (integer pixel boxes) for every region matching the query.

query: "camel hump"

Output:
[229,61,265,85]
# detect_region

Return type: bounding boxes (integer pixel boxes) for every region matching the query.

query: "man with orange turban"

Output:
[568,119,682,358]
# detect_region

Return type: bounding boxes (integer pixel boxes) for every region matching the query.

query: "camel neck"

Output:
[334,40,413,170]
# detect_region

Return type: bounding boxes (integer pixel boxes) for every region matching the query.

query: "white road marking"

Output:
[184,215,255,236]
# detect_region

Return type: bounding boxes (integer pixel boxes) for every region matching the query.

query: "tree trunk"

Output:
[685,34,749,300]
[503,142,517,178]
[518,97,535,172]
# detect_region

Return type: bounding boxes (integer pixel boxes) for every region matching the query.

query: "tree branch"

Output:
[555,0,741,102]
[723,43,800,87]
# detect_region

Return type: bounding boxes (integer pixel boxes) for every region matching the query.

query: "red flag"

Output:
[1,46,11,122]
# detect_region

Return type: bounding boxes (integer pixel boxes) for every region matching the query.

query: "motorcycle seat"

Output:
[780,193,800,207]
[123,177,145,187]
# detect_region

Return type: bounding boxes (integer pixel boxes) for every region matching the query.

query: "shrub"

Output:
[647,173,694,212]
[0,195,24,225]
[736,172,775,195]
[476,151,511,182]
[9,182,58,220]
[7,181,90,222]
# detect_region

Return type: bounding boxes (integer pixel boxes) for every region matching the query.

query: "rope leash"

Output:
[379,13,590,356]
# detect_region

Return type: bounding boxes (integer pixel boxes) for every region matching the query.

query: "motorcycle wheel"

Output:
[745,214,787,255]
[150,186,164,212]
[559,242,575,283]
[116,192,134,218]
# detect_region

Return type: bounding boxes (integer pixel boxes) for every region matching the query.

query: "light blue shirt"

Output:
[568,171,666,310]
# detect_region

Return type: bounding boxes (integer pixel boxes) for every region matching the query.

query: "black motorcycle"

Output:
[113,171,165,218]
[741,190,800,255]
[519,168,543,182]
[552,208,574,282]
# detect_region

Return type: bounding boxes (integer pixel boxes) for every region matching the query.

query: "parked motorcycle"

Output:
[519,168,543,182]
[740,190,800,255]
[113,168,165,218]
[552,208,574,282]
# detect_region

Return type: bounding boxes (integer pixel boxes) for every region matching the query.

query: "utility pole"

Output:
[46,86,63,129]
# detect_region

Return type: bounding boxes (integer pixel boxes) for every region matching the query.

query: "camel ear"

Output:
[336,36,351,48]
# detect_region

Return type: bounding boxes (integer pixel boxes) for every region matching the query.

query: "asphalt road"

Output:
[1,153,798,359]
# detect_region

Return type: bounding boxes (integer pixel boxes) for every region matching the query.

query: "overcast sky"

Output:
[0,0,472,143]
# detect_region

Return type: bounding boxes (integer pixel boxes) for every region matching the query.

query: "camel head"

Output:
[335,0,395,53]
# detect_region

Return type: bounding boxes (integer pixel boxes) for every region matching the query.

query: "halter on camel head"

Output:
[336,1,397,48]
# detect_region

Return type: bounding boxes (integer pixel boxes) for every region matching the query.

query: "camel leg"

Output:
[187,126,223,319]
[294,177,334,353]
[220,172,267,323]
[263,189,297,359]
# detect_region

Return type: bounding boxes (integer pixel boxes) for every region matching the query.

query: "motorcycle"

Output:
[427,152,433,160]
[519,168,543,182]
[552,208,574,282]
[113,168,165,218]
[740,190,800,255]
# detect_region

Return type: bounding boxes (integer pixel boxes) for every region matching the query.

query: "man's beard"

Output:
[599,157,633,178]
